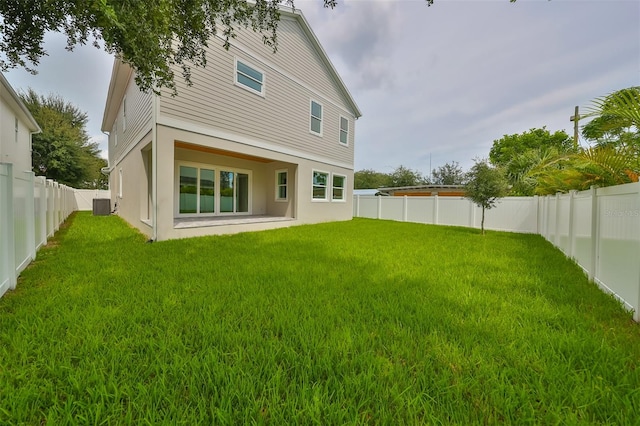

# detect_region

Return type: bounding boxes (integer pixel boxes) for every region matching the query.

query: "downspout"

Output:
[152,92,159,242]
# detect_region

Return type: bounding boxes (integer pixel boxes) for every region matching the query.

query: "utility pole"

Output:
[570,105,580,149]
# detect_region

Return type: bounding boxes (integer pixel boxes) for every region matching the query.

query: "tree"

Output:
[354,169,392,189]
[20,88,107,189]
[387,165,428,188]
[582,86,640,156]
[489,127,573,195]
[4,0,507,93]
[431,161,466,185]
[464,160,509,235]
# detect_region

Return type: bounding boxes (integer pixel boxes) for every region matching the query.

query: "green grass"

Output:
[1,213,639,424]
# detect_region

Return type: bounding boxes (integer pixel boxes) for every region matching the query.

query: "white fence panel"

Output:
[594,183,640,314]
[406,197,435,224]
[74,189,111,211]
[481,197,538,233]
[437,197,471,227]
[0,164,14,297]
[13,171,35,276]
[0,169,106,300]
[380,197,405,222]
[571,189,593,272]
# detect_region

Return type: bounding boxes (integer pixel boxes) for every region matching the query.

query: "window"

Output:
[177,164,250,215]
[14,117,18,143]
[339,117,349,145]
[332,174,346,201]
[122,96,127,132]
[312,170,329,201]
[310,100,323,135]
[179,165,215,214]
[235,59,265,96]
[276,170,288,201]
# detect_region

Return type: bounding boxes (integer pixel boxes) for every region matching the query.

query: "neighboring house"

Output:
[0,74,40,174]
[0,73,41,298]
[377,185,466,197]
[101,6,361,241]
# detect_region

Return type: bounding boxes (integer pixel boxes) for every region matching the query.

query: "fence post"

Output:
[636,183,640,322]
[567,190,576,259]
[355,195,360,217]
[533,195,539,234]
[377,194,382,220]
[433,194,439,225]
[554,193,561,248]
[589,186,598,282]
[24,172,36,262]
[403,195,408,222]
[3,164,16,290]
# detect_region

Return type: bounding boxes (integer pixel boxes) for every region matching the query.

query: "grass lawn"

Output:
[1,212,639,424]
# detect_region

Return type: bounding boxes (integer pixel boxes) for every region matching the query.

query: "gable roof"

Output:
[284,7,361,118]
[0,73,41,133]
[101,5,360,132]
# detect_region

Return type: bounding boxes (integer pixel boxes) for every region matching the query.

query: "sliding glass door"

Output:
[178,164,250,216]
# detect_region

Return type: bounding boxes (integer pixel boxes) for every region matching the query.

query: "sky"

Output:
[4,0,639,175]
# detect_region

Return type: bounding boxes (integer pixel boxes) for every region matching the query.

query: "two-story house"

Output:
[101,6,361,241]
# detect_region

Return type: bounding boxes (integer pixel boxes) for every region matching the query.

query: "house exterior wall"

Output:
[102,8,359,240]
[0,83,37,172]
[107,76,153,169]
[158,15,355,168]
[109,131,154,239]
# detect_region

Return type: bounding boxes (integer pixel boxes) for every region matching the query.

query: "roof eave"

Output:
[282,7,362,119]
[0,73,41,133]
[101,59,134,132]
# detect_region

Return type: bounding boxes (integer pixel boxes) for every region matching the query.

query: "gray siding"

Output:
[159,15,355,167]
[109,79,153,165]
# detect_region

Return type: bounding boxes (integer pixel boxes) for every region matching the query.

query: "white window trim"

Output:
[175,161,252,217]
[234,57,266,97]
[332,173,347,202]
[339,116,349,146]
[275,169,288,202]
[310,99,323,137]
[311,169,329,202]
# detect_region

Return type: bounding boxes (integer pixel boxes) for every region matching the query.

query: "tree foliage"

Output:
[582,86,640,155]
[431,161,466,185]
[388,165,428,188]
[506,88,640,196]
[489,127,573,195]
[354,169,392,189]
[465,160,509,235]
[20,88,107,189]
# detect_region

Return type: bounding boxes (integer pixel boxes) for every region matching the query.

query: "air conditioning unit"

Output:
[92,199,111,216]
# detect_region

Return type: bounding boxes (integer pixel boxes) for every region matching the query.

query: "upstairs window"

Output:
[235,59,265,96]
[339,116,349,145]
[310,100,323,136]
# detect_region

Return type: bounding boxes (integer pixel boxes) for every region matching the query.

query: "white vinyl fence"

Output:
[0,163,110,299]
[354,181,640,321]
